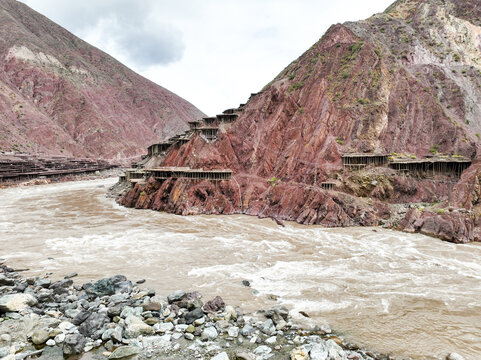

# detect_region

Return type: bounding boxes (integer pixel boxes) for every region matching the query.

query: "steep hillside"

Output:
[121,0,481,243]
[0,0,204,160]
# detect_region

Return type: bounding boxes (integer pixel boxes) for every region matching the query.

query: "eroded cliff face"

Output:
[121,0,481,242]
[0,0,204,160]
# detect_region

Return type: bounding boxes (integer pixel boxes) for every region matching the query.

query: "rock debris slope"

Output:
[121,0,481,243]
[0,0,204,160]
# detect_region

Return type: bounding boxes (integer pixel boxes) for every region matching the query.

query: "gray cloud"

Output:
[21,0,185,68]
[114,24,184,67]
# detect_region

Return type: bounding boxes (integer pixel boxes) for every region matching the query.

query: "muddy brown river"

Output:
[1,178,480,359]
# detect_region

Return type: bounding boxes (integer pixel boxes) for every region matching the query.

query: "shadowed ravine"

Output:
[1,178,481,359]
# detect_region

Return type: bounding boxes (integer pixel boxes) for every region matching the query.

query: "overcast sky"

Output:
[19,0,393,115]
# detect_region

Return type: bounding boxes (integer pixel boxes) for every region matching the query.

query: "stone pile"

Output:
[0,262,464,360]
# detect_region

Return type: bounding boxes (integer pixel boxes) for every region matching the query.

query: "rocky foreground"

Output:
[0,262,466,360]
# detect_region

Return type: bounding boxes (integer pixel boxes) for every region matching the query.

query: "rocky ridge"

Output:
[119,0,481,243]
[0,0,204,160]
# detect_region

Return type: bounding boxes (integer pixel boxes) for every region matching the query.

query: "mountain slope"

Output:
[121,0,481,242]
[0,0,204,160]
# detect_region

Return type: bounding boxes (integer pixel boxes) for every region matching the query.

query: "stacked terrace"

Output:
[341,153,472,178]
[389,156,471,178]
[122,167,232,184]
[145,103,245,160]
[341,154,389,170]
[0,154,115,182]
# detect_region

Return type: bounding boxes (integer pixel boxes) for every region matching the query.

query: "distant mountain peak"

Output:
[0,0,204,160]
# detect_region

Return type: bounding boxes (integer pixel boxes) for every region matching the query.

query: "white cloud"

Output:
[20,0,394,115]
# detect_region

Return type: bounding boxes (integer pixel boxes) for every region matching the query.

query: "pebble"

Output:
[236,352,256,360]
[45,339,56,346]
[31,329,50,345]
[254,345,272,357]
[211,352,229,360]
[54,333,65,344]
[447,353,466,360]
[184,333,195,341]
[265,336,277,344]
[155,322,174,333]
[241,324,255,337]
[108,346,141,359]
[228,326,240,337]
[291,347,309,360]
[259,319,276,335]
[193,316,206,326]
[201,326,219,341]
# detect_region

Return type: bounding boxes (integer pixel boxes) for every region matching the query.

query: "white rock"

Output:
[326,340,346,360]
[159,334,172,343]
[175,324,188,332]
[0,334,12,343]
[46,339,56,346]
[224,306,237,321]
[310,342,329,360]
[201,326,218,341]
[265,336,277,344]
[448,353,466,360]
[172,333,183,340]
[154,322,174,333]
[254,345,272,357]
[276,319,287,330]
[228,326,239,338]
[211,352,230,360]
[124,315,154,338]
[290,346,309,360]
[54,333,65,344]
[193,317,205,326]
[58,321,76,332]
[0,294,37,312]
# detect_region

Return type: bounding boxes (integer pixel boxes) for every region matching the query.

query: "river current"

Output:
[1,178,480,359]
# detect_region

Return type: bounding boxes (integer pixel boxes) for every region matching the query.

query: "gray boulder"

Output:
[184,307,204,324]
[167,290,186,304]
[63,333,87,355]
[124,315,154,338]
[78,313,109,339]
[109,346,141,359]
[259,319,276,335]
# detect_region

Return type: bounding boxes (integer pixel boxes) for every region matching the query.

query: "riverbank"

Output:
[111,176,480,244]
[0,261,404,360]
[0,168,123,189]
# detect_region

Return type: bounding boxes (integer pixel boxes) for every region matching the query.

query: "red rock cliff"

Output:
[121,0,481,243]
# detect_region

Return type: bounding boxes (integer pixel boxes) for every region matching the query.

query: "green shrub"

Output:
[288,82,304,93]
[358,98,371,105]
